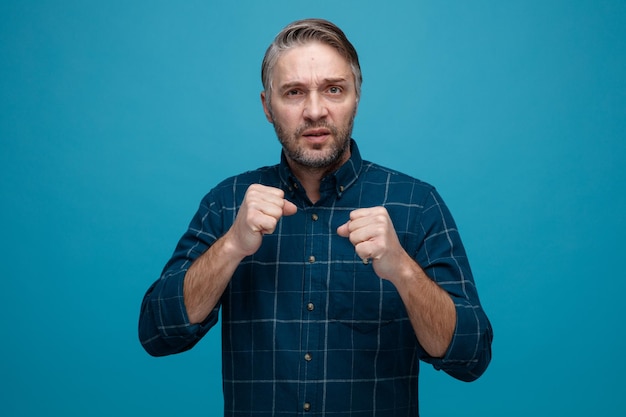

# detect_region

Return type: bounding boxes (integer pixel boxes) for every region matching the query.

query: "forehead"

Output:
[272,42,352,85]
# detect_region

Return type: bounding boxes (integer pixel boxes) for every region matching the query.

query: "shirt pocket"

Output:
[328,255,407,334]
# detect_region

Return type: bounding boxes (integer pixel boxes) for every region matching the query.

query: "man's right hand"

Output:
[225,184,298,257]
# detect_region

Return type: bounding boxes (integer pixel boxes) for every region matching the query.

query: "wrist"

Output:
[387,254,424,289]
[221,228,254,260]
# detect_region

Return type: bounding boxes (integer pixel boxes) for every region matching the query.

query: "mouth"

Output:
[301,128,332,143]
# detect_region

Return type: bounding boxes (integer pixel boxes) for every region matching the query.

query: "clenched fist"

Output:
[337,206,411,282]
[227,184,298,257]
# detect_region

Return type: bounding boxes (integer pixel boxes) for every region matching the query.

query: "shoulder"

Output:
[200,164,282,204]
[360,159,437,202]
[359,161,460,238]
[216,164,281,189]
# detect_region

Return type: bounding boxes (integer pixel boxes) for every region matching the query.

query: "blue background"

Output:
[2,1,625,415]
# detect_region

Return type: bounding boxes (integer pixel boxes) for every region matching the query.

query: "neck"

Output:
[286,149,351,204]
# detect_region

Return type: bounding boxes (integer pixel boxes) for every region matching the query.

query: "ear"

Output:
[260,91,274,123]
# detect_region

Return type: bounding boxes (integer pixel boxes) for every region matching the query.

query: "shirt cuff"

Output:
[426,299,492,382]
[152,270,218,345]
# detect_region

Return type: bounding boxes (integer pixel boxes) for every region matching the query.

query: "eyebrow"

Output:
[278,77,350,91]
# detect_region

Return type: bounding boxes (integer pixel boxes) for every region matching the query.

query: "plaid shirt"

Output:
[139,140,492,416]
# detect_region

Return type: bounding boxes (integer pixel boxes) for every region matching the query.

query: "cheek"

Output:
[336,106,357,126]
[272,108,301,129]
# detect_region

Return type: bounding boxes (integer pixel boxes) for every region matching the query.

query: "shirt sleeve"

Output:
[138,191,225,357]
[414,188,493,382]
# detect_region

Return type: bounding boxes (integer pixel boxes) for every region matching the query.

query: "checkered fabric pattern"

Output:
[139,140,492,416]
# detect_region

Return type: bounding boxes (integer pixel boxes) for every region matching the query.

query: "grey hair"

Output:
[261,18,362,107]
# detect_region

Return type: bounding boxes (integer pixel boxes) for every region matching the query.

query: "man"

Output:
[139,18,492,416]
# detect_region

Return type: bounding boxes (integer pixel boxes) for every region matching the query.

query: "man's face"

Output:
[262,42,358,172]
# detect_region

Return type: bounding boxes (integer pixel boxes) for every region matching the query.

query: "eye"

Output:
[327,86,342,95]
[285,89,302,97]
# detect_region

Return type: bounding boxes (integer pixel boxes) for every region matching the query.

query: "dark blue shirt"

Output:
[139,140,492,416]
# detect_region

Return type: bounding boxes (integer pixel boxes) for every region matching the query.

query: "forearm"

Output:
[138,266,220,357]
[391,254,456,358]
[184,230,247,324]
[138,203,239,355]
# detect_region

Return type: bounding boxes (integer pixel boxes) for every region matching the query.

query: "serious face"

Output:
[262,42,358,172]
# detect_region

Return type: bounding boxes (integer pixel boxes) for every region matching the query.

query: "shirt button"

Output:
[308,255,315,263]
[307,302,314,311]
[304,353,312,361]
[311,213,319,221]
[303,402,311,412]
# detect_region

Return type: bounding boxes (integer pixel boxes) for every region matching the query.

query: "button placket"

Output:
[299,208,325,414]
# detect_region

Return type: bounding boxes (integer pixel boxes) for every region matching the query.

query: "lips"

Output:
[302,128,331,137]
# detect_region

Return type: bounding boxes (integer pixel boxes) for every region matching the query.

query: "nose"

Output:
[303,92,328,121]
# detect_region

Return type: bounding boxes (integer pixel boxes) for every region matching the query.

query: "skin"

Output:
[183,41,456,358]
[261,42,358,202]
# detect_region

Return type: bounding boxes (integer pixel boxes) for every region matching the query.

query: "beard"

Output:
[272,111,355,170]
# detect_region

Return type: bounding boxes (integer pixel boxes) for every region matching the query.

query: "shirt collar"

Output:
[279,139,363,202]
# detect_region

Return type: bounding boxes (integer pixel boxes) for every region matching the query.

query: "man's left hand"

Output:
[337,206,410,282]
